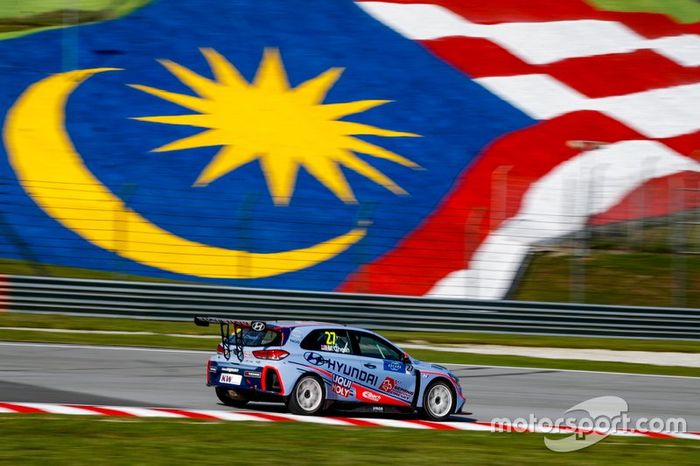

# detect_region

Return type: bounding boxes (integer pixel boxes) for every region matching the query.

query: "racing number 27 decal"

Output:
[324,331,337,345]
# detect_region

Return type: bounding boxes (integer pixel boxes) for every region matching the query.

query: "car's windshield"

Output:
[229,328,281,347]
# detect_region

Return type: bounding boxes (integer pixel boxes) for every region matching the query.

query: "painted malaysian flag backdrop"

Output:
[0,0,697,299]
[340,0,700,298]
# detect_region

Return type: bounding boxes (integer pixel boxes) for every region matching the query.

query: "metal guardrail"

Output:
[1,275,699,340]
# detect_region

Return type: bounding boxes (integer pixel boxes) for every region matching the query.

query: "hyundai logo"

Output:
[251,321,266,332]
[304,352,326,366]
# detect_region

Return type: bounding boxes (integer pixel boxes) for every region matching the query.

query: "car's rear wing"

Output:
[194,316,268,361]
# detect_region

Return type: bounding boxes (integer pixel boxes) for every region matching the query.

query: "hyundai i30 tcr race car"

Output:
[195,317,466,421]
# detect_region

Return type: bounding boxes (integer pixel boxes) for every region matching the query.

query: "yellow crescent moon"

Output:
[4,68,366,279]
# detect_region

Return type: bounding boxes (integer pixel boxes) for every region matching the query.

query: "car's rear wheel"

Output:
[216,387,250,408]
[421,380,454,421]
[286,374,325,415]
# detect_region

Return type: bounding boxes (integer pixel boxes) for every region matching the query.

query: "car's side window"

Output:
[300,329,353,354]
[353,332,403,361]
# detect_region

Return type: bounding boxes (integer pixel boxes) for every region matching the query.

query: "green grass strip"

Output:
[0,0,149,40]
[588,0,700,23]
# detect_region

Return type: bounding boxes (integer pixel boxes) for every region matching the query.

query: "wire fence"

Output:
[0,167,698,307]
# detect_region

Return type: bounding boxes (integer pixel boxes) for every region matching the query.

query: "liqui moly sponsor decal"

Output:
[332,374,353,398]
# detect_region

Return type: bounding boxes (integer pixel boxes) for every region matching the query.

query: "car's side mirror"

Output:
[402,352,411,364]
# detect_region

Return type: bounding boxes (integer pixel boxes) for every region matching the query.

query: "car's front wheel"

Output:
[216,387,250,408]
[286,374,325,415]
[421,380,455,421]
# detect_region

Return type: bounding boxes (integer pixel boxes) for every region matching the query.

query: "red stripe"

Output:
[329,416,380,427]
[662,130,700,156]
[365,0,700,37]
[0,402,47,414]
[590,171,700,225]
[629,430,674,439]
[65,405,135,417]
[423,38,700,98]
[405,419,459,430]
[339,111,647,295]
[241,412,295,423]
[590,131,700,225]
[152,408,221,420]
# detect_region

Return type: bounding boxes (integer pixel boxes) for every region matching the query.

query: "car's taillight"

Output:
[252,349,289,360]
[206,359,212,384]
[216,343,223,355]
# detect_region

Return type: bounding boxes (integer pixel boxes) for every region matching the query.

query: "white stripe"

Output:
[0,341,210,354]
[443,422,494,431]
[9,403,100,416]
[474,74,582,120]
[650,34,700,67]
[429,140,700,299]
[192,410,271,422]
[356,418,430,429]
[608,430,648,437]
[357,2,700,66]
[101,406,185,418]
[438,362,700,380]
[0,406,16,413]
[0,327,218,339]
[260,413,353,426]
[475,75,700,138]
[670,432,700,440]
[0,327,153,335]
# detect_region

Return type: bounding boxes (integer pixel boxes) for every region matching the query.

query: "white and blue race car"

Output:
[195,317,466,421]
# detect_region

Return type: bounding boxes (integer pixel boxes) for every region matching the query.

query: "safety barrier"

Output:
[1,275,698,339]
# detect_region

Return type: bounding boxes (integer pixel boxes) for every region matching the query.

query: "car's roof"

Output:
[269,321,373,333]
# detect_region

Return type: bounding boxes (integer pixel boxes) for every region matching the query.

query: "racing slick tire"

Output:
[420,379,455,422]
[215,387,250,408]
[286,374,326,416]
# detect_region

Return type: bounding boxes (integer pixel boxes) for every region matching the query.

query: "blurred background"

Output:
[0,0,698,308]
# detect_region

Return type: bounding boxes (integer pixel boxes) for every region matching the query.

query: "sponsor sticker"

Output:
[361,391,381,402]
[320,344,351,354]
[332,383,353,398]
[380,377,396,392]
[384,360,405,373]
[288,329,303,344]
[219,373,242,385]
[389,386,414,402]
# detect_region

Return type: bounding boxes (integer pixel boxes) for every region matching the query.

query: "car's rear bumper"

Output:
[207,358,285,395]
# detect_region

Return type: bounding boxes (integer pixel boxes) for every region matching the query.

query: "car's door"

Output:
[299,328,360,401]
[347,330,417,406]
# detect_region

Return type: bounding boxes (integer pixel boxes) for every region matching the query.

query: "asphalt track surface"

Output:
[0,342,698,429]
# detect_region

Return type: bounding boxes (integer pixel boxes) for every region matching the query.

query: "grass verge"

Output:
[0,0,149,39]
[2,312,700,352]
[515,252,700,307]
[0,416,698,466]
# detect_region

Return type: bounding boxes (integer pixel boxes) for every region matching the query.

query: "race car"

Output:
[195,316,466,421]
